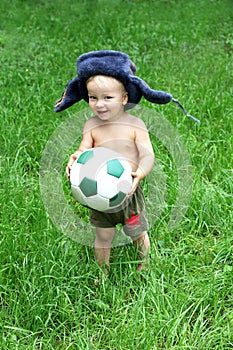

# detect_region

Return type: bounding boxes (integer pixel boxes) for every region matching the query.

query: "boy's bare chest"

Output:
[92,124,135,144]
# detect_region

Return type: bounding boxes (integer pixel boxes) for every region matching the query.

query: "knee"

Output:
[133,231,148,244]
[95,227,115,247]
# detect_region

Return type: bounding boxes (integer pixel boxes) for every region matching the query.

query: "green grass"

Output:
[0,0,232,348]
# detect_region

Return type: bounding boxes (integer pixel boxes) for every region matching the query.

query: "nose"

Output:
[95,99,105,108]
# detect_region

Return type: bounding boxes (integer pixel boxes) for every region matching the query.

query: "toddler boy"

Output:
[54,50,198,280]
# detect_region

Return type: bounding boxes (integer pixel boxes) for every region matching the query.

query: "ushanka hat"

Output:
[54,50,199,122]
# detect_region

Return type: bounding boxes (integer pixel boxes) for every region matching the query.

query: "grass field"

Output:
[1,0,233,349]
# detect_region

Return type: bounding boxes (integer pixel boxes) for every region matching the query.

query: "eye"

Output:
[104,96,113,100]
[89,95,97,100]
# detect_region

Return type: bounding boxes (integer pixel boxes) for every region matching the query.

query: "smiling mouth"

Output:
[97,110,108,116]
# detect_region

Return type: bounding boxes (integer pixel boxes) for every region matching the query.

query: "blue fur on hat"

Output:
[54,50,199,122]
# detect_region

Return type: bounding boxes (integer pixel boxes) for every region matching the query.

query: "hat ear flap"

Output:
[130,76,173,104]
[124,80,142,110]
[129,76,200,122]
[54,77,82,112]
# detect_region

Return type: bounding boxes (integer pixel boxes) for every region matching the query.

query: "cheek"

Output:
[88,101,95,109]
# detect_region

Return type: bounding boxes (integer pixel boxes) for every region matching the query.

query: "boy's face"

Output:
[86,75,128,121]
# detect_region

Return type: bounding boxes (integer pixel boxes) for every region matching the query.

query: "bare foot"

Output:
[94,269,109,286]
[136,261,149,273]
[137,263,143,273]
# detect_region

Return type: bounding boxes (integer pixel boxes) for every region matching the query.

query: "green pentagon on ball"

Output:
[77,149,94,164]
[107,159,124,178]
[109,192,126,207]
[79,177,97,197]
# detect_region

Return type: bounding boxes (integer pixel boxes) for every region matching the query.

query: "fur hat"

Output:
[54,50,199,122]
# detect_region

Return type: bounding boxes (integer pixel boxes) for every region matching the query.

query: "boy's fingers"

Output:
[66,156,76,180]
[128,177,139,196]
[66,165,71,180]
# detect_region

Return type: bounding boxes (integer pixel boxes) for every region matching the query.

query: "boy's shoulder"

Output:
[125,113,147,130]
[83,115,99,127]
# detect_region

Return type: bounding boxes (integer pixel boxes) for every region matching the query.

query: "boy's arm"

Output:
[66,120,94,179]
[130,120,154,194]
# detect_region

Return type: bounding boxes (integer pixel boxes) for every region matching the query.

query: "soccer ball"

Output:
[69,147,132,211]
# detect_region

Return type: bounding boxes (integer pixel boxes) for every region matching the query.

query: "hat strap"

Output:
[172,98,200,123]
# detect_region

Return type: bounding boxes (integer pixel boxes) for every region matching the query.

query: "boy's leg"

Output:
[133,231,150,272]
[94,227,116,273]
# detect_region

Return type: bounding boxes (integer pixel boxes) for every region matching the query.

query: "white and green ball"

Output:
[70,147,132,211]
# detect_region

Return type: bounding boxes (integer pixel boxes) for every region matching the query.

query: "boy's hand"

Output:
[129,169,144,196]
[66,153,79,180]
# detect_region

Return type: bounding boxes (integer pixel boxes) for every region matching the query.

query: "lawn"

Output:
[0,0,232,349]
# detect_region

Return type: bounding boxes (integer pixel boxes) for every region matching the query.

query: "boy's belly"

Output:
[94,140,139,171]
